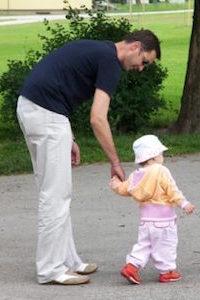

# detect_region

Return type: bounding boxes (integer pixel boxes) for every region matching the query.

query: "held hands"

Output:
[183,203,195,215]
[110,175,122,190]
[111,162,125,181]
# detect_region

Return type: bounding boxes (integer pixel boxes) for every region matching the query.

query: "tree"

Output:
[172,0,200,133]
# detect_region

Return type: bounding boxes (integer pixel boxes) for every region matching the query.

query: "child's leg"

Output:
[126,221,151,269]
[150,220,178,273]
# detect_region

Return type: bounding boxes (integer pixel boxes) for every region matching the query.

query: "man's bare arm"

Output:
[90,88,125,180]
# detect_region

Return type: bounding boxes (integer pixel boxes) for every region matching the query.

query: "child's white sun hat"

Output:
[133,135,168,164]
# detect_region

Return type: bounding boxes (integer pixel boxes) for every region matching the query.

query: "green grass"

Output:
[1,128,200,175]
[115,2,193,13]
[74,133,200,162]
[136,12,193,126]
[0,140,32,174]
[0,22,47,72]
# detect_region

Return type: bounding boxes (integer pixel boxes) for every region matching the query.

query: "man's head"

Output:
[116,29,161,72]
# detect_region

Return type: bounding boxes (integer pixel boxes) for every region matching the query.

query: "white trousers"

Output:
[126,220,178,273]
[17,96,82,283]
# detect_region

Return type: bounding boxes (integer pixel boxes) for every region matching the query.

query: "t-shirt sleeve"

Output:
[95,56,121,97]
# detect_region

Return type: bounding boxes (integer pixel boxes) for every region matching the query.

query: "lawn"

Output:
[135,12,193,126]
[115,2,193,12]
[1,127,200,175]
[0,22,47,72]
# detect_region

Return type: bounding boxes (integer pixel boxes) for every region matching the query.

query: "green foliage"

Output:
[0,50,42,126]
[110,63,167,132]
[71,63,167,133]
[39,7,132,53]
[0,6,167,133]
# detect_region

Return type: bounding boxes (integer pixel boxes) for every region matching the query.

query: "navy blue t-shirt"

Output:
[21,39,122,117]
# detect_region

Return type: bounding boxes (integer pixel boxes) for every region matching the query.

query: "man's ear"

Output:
[130,41,142,51]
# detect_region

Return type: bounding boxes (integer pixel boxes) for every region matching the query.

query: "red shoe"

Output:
[159,271,182,283]
[121,263,141,284]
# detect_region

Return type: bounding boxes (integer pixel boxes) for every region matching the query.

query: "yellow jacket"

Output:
[111,163,188,208]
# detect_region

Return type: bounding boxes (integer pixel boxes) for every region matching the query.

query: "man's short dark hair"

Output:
[124,29,161,60]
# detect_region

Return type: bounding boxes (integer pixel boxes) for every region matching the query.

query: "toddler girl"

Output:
[110,135,195,284]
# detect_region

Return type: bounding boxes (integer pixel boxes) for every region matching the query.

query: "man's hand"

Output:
[71,141,80,167]
[183,203,195,214]
[111,163,125,181]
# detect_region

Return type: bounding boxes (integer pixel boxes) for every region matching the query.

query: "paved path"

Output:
[1,155,200,300]
[0,9,193,26]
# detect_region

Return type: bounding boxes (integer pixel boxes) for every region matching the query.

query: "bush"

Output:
[0,50,41,126]
[110,63,167,132]
[0,6,167,133]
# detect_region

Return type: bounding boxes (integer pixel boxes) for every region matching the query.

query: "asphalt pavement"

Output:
[1,154,200,300]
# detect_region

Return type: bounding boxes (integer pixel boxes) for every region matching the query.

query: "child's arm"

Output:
[110,176,131,196]
[161,166,195,214]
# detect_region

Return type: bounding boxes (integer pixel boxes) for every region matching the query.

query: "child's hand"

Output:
[183,203,195,214]
[109,176,122,189]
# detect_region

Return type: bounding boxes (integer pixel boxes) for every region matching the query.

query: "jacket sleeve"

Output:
[160,166,189,207]
[110,177,131,196]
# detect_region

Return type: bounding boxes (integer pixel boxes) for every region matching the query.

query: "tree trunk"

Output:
[172,0,200,133]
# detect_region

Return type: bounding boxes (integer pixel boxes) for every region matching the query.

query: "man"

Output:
[17,29,161,285]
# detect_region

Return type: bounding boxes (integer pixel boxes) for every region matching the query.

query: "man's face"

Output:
[122,42,157,72]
